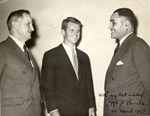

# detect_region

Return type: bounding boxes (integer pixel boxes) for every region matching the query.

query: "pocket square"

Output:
[116,61,124,65]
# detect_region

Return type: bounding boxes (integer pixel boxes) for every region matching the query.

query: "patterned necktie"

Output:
[114,40,120,56]
[71,48,79,78]
[23,44,31,60]
[23,44,34,68]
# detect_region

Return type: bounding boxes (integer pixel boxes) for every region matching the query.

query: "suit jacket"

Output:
[42,44,96,116]
[0,37,41,116]
[104,33,150,116]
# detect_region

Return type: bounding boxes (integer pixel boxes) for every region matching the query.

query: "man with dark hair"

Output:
[42,17,96,116]
[104,8,150,116]
[0,9,41,116]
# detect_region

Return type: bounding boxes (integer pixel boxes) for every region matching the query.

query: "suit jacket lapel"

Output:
[59,44,79,81]
[76,49,83,81]
[28,50,38,83]
[106,33,136,76]
[8,37,38,88]
[8,37,33,71]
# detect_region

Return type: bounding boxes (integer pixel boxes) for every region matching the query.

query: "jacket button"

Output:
[23,71,26,74]
[112,77,114,80]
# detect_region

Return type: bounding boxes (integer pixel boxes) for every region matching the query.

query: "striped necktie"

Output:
[23,44,34,68]
[23,44,31,60]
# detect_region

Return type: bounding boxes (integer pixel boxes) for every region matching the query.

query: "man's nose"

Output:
[30,25,34,31]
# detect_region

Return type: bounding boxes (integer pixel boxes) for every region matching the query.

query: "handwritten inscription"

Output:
[99,91,148,114]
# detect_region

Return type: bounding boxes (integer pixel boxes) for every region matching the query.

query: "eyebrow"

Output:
[110,19,114,22]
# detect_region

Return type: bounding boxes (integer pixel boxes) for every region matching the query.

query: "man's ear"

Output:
[125,20,131,29]
[12,21,18,31]
[61,29,65,36]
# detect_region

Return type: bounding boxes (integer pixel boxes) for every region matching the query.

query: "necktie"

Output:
[23,44,34,68]
[71,48,79,78]
[114,40,120,56]
[23,44,31,60]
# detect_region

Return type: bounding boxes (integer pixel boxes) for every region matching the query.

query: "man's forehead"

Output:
[67,22,80,28]
[17,14,32,22]
[110,12,119,20]
[110,12,126,22]
[68,22,79,25]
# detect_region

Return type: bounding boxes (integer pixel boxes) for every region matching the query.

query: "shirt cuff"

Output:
[50,109,58,114]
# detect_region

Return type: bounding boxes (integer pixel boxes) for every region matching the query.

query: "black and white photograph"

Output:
[0,0,149,116]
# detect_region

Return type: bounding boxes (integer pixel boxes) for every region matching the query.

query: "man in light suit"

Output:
[0,10,41,116]
[42,17,96,116]
[104,8,150,116]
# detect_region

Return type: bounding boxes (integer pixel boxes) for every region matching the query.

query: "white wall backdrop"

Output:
[0,0,149,115]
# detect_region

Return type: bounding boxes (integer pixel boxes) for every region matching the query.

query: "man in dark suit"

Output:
[0,10,41,116]
[42,17,96,116]
[104,8,150,116]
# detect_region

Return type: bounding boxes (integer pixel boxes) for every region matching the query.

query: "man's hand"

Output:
[89,108,96,116]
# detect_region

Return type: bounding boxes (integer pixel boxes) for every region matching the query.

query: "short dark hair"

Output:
[114,8,137,30]
[61,17,82,30]
[7,9,30,32]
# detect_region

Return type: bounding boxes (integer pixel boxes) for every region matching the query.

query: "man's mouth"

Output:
[111,31,114,34]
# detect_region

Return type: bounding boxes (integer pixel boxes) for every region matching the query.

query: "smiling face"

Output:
[62,22,80,47]
[14,13,34,42]
[109,12,127,40]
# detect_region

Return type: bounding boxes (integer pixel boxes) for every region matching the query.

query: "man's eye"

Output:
[112,22,116,26]
[70,30,74,32]
[76,30,80,33]
[27,23,32,27]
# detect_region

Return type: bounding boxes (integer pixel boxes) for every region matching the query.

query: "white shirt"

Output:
[120,32,133,46]
[62,43,77,67]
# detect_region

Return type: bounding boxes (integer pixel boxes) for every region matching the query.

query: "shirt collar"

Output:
[9,35,24,51]
[120,32,133,46]
[62,43,76,50]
